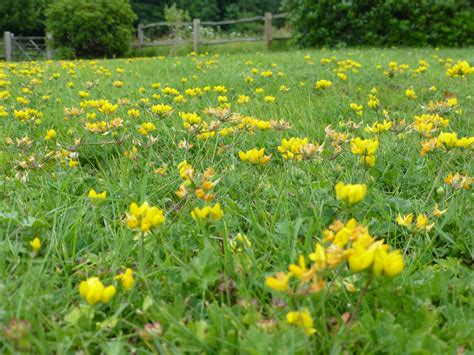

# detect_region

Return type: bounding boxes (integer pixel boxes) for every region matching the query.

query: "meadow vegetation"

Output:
[0,47,473,353]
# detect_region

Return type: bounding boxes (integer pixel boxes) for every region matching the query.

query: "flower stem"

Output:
[345,277,372,331]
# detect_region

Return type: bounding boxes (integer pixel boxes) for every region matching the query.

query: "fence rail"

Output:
[2,12,291,61]
[3,31,53,62]
[137,12,291,52]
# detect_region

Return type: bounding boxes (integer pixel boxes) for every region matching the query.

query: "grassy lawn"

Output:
[0,47,473,353]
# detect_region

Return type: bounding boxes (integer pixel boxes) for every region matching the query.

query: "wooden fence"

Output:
[2,12,291,61]
[137,12,291,52]
[3,32,53,62]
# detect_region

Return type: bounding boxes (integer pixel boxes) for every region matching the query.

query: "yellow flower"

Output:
[348,241,404,277]
[79,277,116,305]
[309,243,326,271]
[88,189,107,204]
[373,244,404,277]
[432,204,447,218]
[446,60,474,78]
[350,137,379,156]
[126,202,165,233]
[237,95,250,104]
[127,109,141,118]
[238,148,271,165]
[179,112,201,129]
[396,213,413,227]
[314,79,332,90]
[415,213,434,231]
[30,237,41,252]
[286,309,316,336]
[191,203,224,221]
[335,182,367,205]
[348,244,376,273]
[264,95,275,103]
[350,102,363,115]
[151,104,173,116]
[138,122,156,136]
[44,129,57,140]
[178,160,194,181]
[454,136,474,148]
[115,268,135,291]
[266,272,292,292]
[436,132,458,148]
[405,88,417,99]
[288,255,315,281]
[365,120,392,133]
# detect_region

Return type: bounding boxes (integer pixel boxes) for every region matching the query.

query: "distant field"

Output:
[0,48,473,353]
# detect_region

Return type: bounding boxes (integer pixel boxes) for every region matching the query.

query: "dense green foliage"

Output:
[0,0,48,36]
[45,0,137,58]
[284,0,474,47]
[1,0,283,42]
[131,0,283,23]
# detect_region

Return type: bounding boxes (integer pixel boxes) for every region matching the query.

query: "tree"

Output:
[46,0,137,58]
[0,0,48,36]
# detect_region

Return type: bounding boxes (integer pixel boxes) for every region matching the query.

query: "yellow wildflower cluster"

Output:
[446,60,474,79]
[191,203,224,221]
[138,122,156,136]
[266,218,404,335]
[151,103,173,116]
[314,79,332,90]
[413,114,448,136]
[175,161,218,202]
[179,111,201,129]
[383,61,410,77]
[88,189,107,204]
[367,93,380,109]
[79,277,116,305]
[286,310,316,336]
[238,148,271,165]
[277,137,321,160]
[435,132,474,149]
[350,137,379,167]
[126,202,165,233]
[350,102,363,116]
[335,182,367,205]
[115,268,135,291]
[365,120,391,133]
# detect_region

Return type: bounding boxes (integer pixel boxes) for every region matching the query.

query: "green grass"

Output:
[130,39,292,57]
[0,47,473,353]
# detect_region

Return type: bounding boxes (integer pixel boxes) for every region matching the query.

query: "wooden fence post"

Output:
[45,32,53,60]
[264,12,272,50]
[193,18,200,53]
[137,24,144,50]
[4,31,13,61]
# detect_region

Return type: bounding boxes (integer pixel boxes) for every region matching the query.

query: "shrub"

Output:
[284,0,474,47]
[46,0,137,58]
